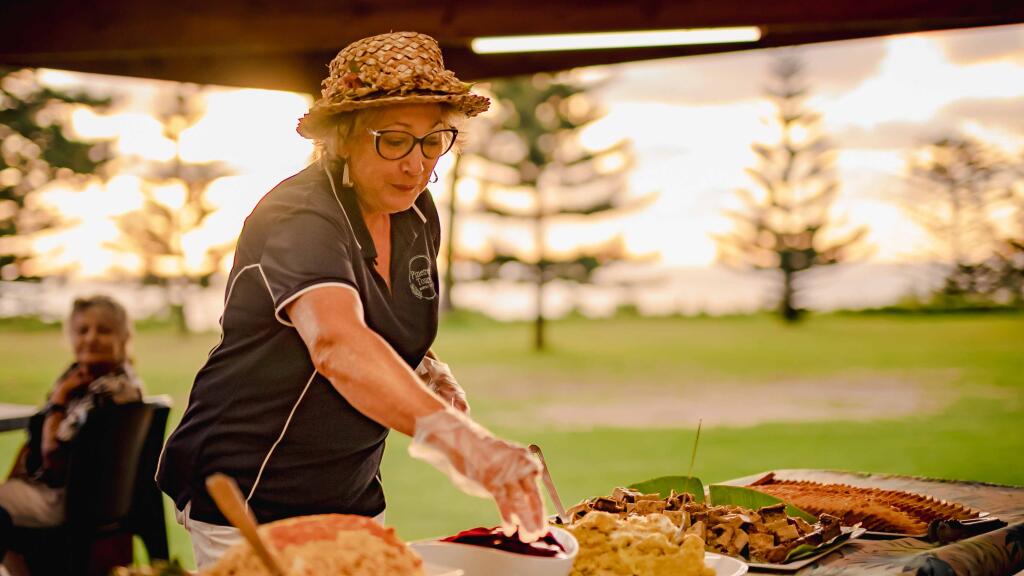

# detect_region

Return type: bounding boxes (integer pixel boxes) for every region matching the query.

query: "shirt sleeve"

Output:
[260,206,360,326]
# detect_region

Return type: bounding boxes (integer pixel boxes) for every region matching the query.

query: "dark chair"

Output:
[12,402,155,576]
[125,395,172,562]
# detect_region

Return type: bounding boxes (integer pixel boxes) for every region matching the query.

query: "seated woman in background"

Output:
[0,295,143,575]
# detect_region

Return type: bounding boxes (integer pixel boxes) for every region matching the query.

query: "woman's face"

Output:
[341,103,447,215]
[70,307,127,369]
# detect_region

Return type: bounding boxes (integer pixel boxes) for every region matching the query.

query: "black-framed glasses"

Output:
[368,128,458,160]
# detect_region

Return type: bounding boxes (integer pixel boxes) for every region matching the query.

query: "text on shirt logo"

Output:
[408,255,436,300]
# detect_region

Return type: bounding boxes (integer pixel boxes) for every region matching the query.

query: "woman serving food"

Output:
[157,31,545,569]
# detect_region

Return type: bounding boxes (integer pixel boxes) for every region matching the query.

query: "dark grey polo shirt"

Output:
[157,160,440,525]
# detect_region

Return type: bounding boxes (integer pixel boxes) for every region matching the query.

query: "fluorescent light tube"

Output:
[471,27,762,54]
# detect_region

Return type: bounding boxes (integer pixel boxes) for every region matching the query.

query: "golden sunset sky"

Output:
[26,24,1024,280]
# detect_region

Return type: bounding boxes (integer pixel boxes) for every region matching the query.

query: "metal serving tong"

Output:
[529,443,570,525]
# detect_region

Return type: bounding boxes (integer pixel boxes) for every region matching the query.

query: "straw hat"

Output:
[297,31,490,139]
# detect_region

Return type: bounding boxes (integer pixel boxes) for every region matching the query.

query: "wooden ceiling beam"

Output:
[2,0,1021,55]
[0,1,1021,92]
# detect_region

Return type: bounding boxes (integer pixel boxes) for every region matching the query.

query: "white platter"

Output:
[706,552,749,576]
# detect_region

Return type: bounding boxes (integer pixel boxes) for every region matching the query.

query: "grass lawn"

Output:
[0,312,1021,569]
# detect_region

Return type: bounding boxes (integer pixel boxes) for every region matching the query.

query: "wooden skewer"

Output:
[686,418,703,480]
[675,419,704,542]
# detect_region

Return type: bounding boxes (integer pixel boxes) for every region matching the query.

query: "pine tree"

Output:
[715,54,866,322]
[115,84,234,332]
[908,138,1021,306]
[0,67,111,280]
[904,136,1008,266]
[459,73,644,350]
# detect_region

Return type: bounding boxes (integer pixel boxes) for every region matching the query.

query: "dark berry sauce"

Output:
[442,527,567,558]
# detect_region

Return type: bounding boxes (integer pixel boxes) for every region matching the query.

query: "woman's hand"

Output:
[417,356,469,413]
[51,364,94,405]
[42,365,93,464]
[431,379,469,413]
[409,409,545,542]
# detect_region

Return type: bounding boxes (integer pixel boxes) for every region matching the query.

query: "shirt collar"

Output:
[321,159,427,261]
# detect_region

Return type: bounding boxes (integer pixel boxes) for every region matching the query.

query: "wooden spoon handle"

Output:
[206,473,287,576]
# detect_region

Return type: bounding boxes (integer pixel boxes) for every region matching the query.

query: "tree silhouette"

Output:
[715,54,866,322]
[115,84,234,332]
[0,67,112,281]
[459,73,646,350]
[904,136,1008,266]
[920,143,1023,306]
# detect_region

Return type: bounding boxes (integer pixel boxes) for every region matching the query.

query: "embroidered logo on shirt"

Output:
[409,255,436,300]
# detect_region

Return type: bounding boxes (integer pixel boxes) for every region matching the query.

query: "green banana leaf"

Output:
[781,527,861,563]
[708,484,817,523]
[627,475,705,502]
[784,543,821,562]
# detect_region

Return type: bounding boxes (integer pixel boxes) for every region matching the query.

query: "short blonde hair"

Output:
[68,295,132,342]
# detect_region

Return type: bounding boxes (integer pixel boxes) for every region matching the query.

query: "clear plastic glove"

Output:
[417,356,469,413]
[409,408,546,542]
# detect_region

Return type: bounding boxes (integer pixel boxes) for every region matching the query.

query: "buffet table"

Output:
[719,469,1024,575]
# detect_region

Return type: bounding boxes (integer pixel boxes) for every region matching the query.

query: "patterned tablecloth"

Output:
[719,470,1024,576]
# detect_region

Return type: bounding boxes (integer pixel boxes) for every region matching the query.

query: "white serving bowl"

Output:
[423,562,465,576]
[410,526,578,576]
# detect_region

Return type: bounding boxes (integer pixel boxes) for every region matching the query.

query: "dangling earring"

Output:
[429,170,439,184]
[342,160,353,187]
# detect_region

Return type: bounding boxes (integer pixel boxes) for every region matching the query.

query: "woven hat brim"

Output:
[297,93,490,140]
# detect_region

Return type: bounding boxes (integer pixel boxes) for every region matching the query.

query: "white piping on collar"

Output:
[323,163,362,252]
[411,202,427,223]
[324,161,426,233]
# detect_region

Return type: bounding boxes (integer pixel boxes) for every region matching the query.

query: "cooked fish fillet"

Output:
[748,475,978,534]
